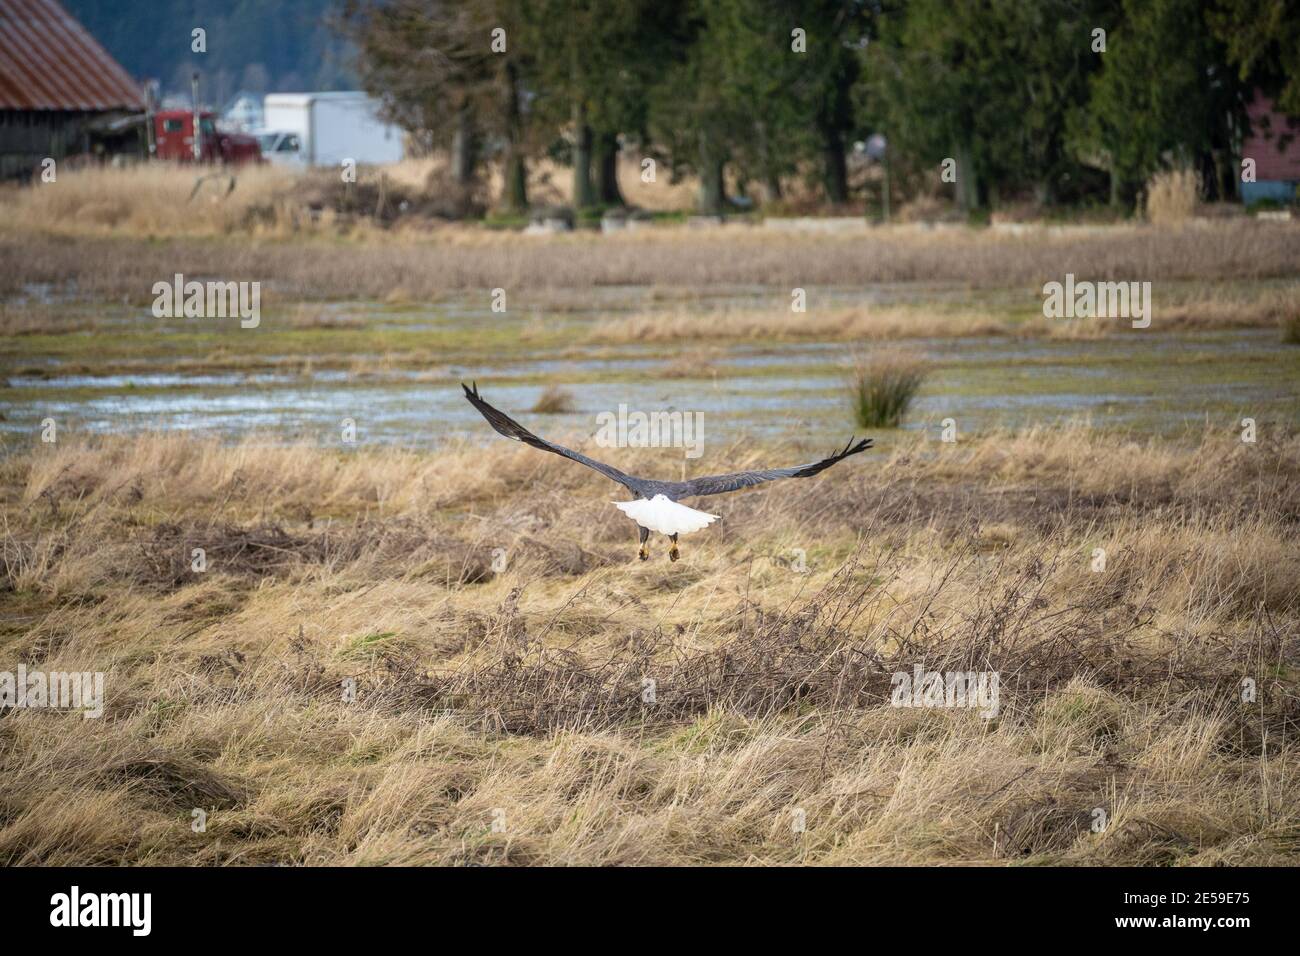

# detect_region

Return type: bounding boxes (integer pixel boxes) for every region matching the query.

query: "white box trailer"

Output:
[260,92,403,167]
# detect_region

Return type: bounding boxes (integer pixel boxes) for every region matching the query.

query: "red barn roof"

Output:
[1244,92,1300,182]
[0,0,143,111]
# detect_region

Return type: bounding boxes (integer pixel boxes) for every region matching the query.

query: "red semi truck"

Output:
[151,110,262,165]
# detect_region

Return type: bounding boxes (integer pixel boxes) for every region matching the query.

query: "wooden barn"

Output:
[0,0,144,180]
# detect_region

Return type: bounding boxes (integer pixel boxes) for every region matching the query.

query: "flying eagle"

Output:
[462,382,873,561]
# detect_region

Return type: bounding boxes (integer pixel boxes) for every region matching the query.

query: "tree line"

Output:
[339,0,1299,215]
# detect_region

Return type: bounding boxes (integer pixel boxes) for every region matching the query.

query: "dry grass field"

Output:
[1,424,1297,865]
[2,164,1298,867]
[0,155,696,241]
[6,215,1300,305]
[4,165,1300,304]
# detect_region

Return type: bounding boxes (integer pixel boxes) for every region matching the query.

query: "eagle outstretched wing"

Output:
[461,382,634,488]
[661,437,873,499]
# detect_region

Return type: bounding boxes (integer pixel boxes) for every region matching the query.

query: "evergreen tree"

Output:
[1076,0,1247,205]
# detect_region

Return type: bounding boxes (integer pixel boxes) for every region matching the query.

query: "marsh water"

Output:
[2,289,1296,449]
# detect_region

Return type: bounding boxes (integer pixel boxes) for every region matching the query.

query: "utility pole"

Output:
[881,137,891,223]
[191,72,202,162]
[144,79,158,158]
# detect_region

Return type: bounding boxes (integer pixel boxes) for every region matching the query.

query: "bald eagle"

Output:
[463,382,873,561]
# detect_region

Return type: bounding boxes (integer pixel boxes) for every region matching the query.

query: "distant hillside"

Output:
[64,0,357,106]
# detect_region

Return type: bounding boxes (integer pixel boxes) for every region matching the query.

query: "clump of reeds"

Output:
[1145,168,1201,226]
[657,351,718,379]
[1281,310,1300,345]
[530,385,576,413]
[847,349,929,428]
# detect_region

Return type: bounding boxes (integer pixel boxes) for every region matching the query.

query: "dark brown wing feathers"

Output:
[462,382,872,501]
[666,436,873,498]
[461,382,633,487]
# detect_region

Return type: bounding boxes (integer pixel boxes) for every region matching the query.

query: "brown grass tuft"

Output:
[847,348,930,427]
[530,385,577,414]
[1145,168,1202,226]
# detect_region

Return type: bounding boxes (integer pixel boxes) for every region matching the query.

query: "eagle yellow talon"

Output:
[638,545,649,561]
[669,546,679,562]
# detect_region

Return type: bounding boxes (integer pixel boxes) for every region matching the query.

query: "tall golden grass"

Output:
[1145,168,1202,226]
[590,306,1008,343]
[0,155,696,242]
[484,152,700,212]
[2,424,1296,864]
[0,163,296,236]
[4,216,1299,306]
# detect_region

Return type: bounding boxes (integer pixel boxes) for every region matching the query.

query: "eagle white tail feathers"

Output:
[613,494,720,536]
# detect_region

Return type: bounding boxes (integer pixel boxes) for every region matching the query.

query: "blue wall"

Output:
[1241,181,1299,206]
